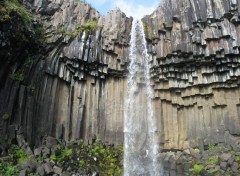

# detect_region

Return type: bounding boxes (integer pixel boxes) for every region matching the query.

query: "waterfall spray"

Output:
[124,19,162,176]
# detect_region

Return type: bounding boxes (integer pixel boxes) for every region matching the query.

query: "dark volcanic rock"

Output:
[143,0,240,149]
[0,0,240,153]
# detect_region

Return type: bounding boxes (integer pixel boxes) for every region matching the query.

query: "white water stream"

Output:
[124,19,163,176]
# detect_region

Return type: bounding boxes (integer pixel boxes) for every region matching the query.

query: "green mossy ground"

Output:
[0,139,123,175]
[187,144,240,176]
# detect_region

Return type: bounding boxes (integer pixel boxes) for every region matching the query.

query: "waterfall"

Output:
[124,19,162,176]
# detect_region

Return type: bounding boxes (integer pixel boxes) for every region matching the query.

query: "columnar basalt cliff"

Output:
[143,0,240,149]
[0,0,132,146]
[0,0,240,153]
[29,0,132,145]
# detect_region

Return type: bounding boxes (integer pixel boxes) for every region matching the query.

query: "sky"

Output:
[85,0,160,19]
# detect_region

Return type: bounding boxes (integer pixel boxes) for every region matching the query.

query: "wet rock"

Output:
[42,147,50,155]
[183,149,191,155]
[176,164,184,174]
[45,136,58,148]
[53,166,62,175]
[43,163,54,175]
[19,169,27,176]
[170,158,176,170]
[25,159,38,172]
[34,147,42,156]
[51,146,61,156]
[22,145,33,156]
[62,171,71,175]
[37,166,45,176]
[220,162,228,170]
[228,157,234,165]
[163,155,171,169]
[16,135,26,147]
[183,162,191,172]
[199,169,208,176]
[170,170,176,176]
[220,153,232,161]
[49,159,56,167]
[232,162,239,172]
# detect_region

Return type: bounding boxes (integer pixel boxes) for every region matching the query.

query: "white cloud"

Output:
[113,0,159,19]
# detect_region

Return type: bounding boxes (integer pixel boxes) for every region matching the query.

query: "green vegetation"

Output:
[2,112,9,120]
[9,72,24,81]
[82,19,98,30]
[73,139,123,175]
[0,162,19,176]
[208,144,216,150]
[141,20,157,40]
[0,138,122,175]
[206,156,218,165]
[189,163,204,174]
[235,155,240,163]
[188,144,240,176]
[50,147,73,162]
[0,144,28,175]
[33,139,123,175]
[0,0,45,44]
[56,19,98,39]
[0,0,45,84]
[11,145,28,164]
[0,0,32,23]
[207,168,218,174]
[9,58,33,81]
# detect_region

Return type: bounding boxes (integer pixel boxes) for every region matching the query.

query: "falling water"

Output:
[124,19,162,175]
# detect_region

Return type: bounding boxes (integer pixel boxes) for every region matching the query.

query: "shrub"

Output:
[9,72,24,81]
[206,156,218,165]
[11,145,28,164]
[0,158,19,176]
[189,164,204,174]
[50,148,73,162]
[2,112,9,120]
[208,144,216,150]
[1,0,32,23]
[5,166,19,176]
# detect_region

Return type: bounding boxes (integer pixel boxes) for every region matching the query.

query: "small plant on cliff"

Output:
[208,144,216,150]
[11,145,28,164]
[2,112,9,120]
[50,147,73,162]
[82,19,98,31]
[9,72,24,81]
[61,19,98,39]
[206,156,218,165]
[9,58,34,82]
[189,163,204,174]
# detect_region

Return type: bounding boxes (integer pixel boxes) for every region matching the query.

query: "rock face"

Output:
[1,0,240,151]
[143,0,240,149]
[0,0,132,146]
[28,1,132,145]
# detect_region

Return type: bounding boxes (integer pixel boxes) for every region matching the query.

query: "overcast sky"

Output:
[86,0,160,19]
